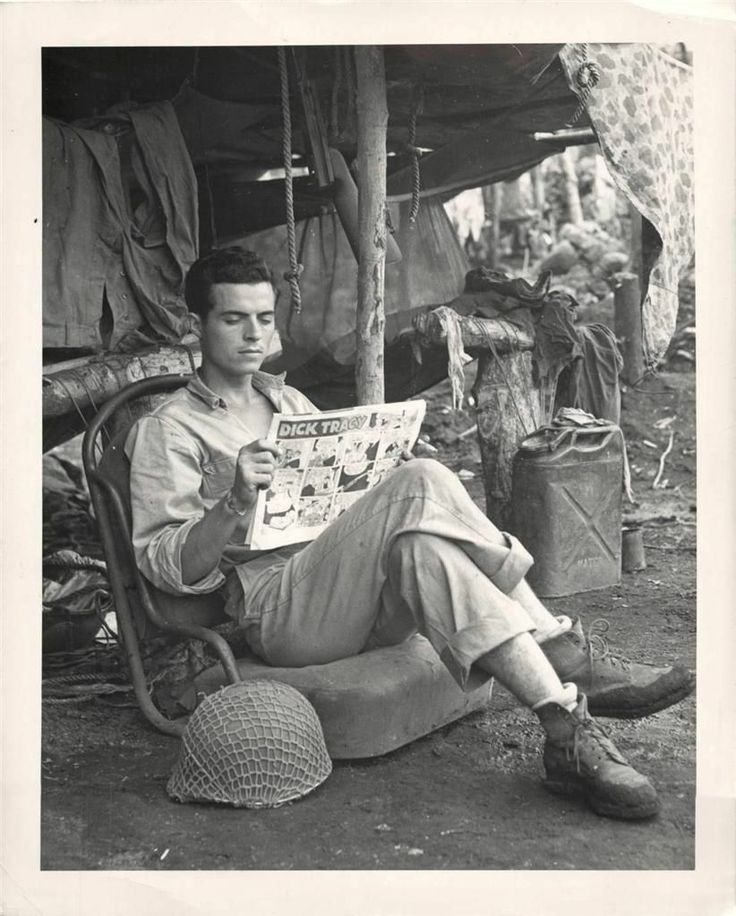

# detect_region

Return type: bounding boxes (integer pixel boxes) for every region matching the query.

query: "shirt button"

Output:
[122,294,128,299]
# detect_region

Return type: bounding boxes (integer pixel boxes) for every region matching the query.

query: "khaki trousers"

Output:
[225,459,536,689]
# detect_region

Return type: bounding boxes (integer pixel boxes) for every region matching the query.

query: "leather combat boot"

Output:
[542,617,695,719]
[536,693,660,820]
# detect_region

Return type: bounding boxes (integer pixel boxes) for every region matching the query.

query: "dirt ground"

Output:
[41,351,696,871]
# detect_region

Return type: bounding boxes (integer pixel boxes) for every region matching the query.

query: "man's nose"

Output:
[243,319,261,340]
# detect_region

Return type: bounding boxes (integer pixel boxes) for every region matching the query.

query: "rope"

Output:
[277,46,303,315]
[407,84,424,224]
[385,202,396,237]
[180,343,198,375]
[42,669,131,703]
[49,375,90,430]
[567,44,600,127]
[44,550,107,572]
[42,671,125,687]
[52,363,116,452]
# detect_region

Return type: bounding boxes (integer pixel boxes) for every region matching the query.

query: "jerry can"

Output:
[510,423,623,597]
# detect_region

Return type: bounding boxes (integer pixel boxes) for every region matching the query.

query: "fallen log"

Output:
[413,310,535,354]
[43,344,201,421]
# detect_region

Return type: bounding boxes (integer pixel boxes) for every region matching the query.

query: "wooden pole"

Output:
[614,271,645,385]
[354,46,388,405]
[560,148,583,226]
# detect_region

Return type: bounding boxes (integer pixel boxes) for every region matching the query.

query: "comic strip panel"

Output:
[262,468,303,532]
[297,496,333,528]
[279,441,311,469]
[308,435,346,468]
[300,466,339,498]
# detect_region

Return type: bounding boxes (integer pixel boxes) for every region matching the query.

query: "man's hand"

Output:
[232,439,282,510]
[400,438,439,462]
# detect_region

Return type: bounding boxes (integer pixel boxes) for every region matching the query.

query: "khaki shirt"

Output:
[124,371,317,596]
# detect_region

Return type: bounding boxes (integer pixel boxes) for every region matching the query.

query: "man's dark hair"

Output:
[185,247,276,319]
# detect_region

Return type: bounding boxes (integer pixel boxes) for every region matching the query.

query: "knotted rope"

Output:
[407,84,425,224]
[277,47,303,314]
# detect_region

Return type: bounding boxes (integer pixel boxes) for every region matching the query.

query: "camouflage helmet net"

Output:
[167,679,332,808]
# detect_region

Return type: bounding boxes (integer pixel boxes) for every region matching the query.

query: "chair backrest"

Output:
[82,374,227,641]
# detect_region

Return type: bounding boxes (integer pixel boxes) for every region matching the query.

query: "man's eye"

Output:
[224,318,241,325]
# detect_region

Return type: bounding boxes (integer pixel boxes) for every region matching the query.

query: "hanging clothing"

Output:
[558,323,623,425]
[43,102,198,350]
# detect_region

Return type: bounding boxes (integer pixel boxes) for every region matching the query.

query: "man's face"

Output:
[195,281,276,380]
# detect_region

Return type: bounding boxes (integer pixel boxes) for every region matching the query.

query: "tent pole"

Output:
[354,46,387,405]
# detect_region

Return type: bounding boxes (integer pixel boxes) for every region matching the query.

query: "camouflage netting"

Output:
[167,680,332,809]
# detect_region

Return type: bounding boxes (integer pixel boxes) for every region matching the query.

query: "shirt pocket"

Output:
[201,456,236,501]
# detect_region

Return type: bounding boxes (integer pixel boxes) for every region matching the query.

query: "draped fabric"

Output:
[43,102,198,349]
[237,196,469,370]
[560,44,694,366]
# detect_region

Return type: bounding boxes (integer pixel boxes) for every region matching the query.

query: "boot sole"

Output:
[586,678,696,719]
[543,777,660,820]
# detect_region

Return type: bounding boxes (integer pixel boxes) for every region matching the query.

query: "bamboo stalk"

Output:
[354,46,388,406]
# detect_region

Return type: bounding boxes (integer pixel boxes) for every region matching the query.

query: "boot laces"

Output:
[586,618,632,671]
[566,707,628,773]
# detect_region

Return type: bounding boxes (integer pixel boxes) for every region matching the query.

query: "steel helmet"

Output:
[167,679,332,808]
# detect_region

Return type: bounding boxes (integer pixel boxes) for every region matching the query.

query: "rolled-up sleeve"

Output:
[124,416,226,595]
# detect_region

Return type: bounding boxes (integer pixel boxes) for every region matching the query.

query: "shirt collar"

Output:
[187,370,287,412]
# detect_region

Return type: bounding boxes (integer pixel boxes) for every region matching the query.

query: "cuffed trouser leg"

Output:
[229,459,536,688]
[374,532,536,689]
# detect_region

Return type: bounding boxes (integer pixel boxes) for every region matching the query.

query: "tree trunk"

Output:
[354,46,388,405]
[482,183,504,268]
[560,148,583,225]
[475,350,542,528]
[613,272,645,385]
[531,164,546,214]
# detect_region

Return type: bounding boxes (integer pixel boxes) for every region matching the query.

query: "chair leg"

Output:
[113,592,187,738]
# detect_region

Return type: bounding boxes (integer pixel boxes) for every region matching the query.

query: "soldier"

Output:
[126,247,694,820]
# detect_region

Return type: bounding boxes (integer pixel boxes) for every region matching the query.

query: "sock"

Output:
[531,681,578,713]
[533,614,573,646]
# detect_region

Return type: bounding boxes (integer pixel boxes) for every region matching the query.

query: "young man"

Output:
[125,247,695,821]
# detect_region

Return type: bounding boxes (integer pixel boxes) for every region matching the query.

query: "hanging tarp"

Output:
[233,194,469,369]
[560,43,694,366]
[43,101,199,349]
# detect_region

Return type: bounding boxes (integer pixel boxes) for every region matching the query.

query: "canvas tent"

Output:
[42,43,693,439]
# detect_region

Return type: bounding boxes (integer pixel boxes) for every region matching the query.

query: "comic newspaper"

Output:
[244,400,426,550]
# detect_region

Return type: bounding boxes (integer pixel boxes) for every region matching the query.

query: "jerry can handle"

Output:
[523,424,619,453]
[550,426,619,453]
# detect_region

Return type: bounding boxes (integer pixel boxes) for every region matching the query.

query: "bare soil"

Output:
[41,359,696,871]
